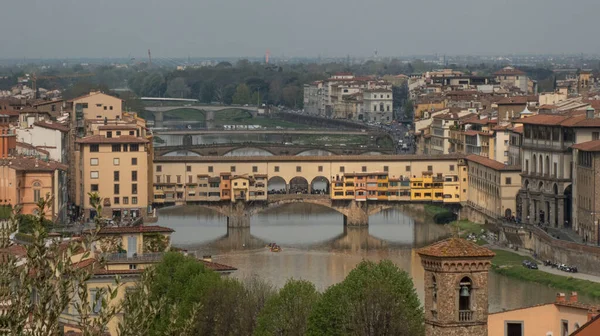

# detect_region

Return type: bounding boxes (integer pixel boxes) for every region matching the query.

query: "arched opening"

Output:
[267,176,286,194]
[32,181,42,203]
[539,156,544,175]
[516,193,523,220]
[358,114,364,120]
[296,149,334,156]
[524,179,530,190]
[224,148,274,156]
[458,277,473,321]
[310,176,329,195]
[361,151,383,155]
[532,155,537,174]
[289,177,309,194]
[538,181,544,192]
[379,103,384,112]
[564,184,572,228]
[545,156,550,176]
[505,208,512,218]
[163,150,202,157]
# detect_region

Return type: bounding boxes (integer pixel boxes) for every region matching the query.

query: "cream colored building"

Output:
[363,89,393,123]
[69,91,123,120]
[466,154,521,220]
[488,293,593,336]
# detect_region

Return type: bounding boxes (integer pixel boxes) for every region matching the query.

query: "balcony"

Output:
[102,252,164,263]
[458,310,474,322]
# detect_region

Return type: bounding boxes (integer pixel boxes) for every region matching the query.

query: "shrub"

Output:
[433,211,457,224]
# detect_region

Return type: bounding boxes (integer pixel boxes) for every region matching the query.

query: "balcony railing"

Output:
[458,310,473,322]
[102,252,164,263]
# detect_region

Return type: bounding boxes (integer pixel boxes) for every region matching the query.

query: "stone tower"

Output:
[418,238,495,336]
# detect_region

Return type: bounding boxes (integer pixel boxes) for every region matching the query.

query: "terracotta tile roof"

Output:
[33,99,64,107]
[98,225,174,235]
[0,156,67,171]
[512,126,523,134]
[0,244,27,258]
[200,260,237,272]
[418,238,495,258]
[519,114,572,125]
[494,67,526,76]
[72,258,97,269]
[0,109,20,117]
[497,96,536,105]
[33,121,69,132]
[539,104,557,110]
[68,91,123,102]
[572,140,600,152]
[76,135,148,144]
[93,269,144,276]
[466,154,521,171]
[571,311,600,335]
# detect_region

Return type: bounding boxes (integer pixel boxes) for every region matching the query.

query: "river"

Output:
[155,203,599,313]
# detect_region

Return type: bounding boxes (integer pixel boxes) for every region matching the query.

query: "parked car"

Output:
[522,260,538,269]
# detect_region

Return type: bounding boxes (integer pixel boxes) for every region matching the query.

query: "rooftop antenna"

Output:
[148,49,152,67]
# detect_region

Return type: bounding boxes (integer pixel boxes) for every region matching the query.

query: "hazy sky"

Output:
[2,0,599,59]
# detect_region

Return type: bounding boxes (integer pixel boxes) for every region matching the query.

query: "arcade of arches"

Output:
[519,178,571,228]
[267,176,330,195]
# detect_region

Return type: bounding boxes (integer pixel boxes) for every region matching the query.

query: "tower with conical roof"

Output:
[418,238,495,336]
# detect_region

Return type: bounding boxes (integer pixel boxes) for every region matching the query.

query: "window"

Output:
[110,106,113,110]
[156,175,161,183]
[33,189,41,202]
[132,184,138,194]
[177,175,181,184]
[406,166,411,172]
[505,177,512,185]
[112,144,121,152]
[131,158,137,165]
[231,166,236,172]
[114,197,119,204]
[208,166,213,173]
[90,144,99,152]
[91,171,99,179]
[166,175,171,183]
[594,132,600,141]
[114,184,120,194]
[132,197,138,204]
[427,165,433,171]
[116,131,121,136]
[156,165,162,172]
[132,171,138,181]
[384,166,389,172]
[130,144,139,151]
[318,166,323,172]
[90,158,99,166]
[104,106,107,110]
[114,171,120,182]
[188,175,192,184]
[274,166,280,172]
[91,184,99,192]
[252,166,258,173]
[107,131,113,138]
[505,321,523,336]
[561,320,568,336]
[113,158,120,165]
[504,151,509,157]
[129,131,135,136]
[129,264,137,270]
[186,165,191,172]
[362,166,367,172]
[449,165,454,171]
[340,166,345,173]
[123,144,128,152]
[296,166,301,172]
[91,291,102,314]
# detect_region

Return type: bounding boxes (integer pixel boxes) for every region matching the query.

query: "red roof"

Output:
[98,226,174,234]
[520,113,600,128]
[76,135,148,144]
[466,154,521,171]
[0,156,67,171]
[200,260,238,272]
[34,121,69,132]
[497,96,537,105]
[418,238,495,258]
[572,140,600,152]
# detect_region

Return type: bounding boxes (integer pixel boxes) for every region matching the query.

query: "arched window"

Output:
[32,181,42,203]
[458,277,473,321]
[545,156,550,176]
[532,155,537,174]
[432,275,438,311]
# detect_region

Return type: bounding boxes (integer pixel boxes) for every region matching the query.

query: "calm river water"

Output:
[156,203,599,313]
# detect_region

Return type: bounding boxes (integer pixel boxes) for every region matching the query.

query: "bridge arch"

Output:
[162,150,202,157]
[289,177,309,194]
[310,176,330,195]
[296,149,335,156]
[361,151,383,155]
[224,147,275,156]
[267,176,287,194]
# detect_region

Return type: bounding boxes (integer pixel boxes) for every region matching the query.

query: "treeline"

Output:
[125,252,425,336]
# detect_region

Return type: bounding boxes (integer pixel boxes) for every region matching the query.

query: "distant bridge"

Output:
[154,143,391,157]
[144,104,259,128]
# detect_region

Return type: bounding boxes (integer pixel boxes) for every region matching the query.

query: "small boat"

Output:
[270,245,282,252]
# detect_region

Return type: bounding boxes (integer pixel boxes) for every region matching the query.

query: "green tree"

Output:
[166,77,191,98]
[307,260,424,336]
[232,83,251,105]
[254,279,320,336]
[199,82,215,103]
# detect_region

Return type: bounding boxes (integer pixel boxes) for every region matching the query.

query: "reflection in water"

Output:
[156,203,600,312]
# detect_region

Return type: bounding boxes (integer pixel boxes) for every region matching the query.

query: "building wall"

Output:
[363,90,393,123]
[79,142,149,219]
[467,162,521,219]
[71,92,123,120]
[17,126,66,162]
[488,304,589,336]
[494,130,511,165]
[575,150,600,244]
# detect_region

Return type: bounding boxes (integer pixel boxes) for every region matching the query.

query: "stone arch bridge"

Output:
[179,195,398,228]
[155,143,392,157]
[145,105,259,128]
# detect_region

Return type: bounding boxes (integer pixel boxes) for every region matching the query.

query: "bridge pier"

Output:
[154,111,164,128]
[205,110,215,129]
[226,201,251,228]
[341,200,369,227]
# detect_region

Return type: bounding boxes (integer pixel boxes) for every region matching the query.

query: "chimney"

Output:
[202,255,212,263]
[570,292,578,303]
[556,292,566,303]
